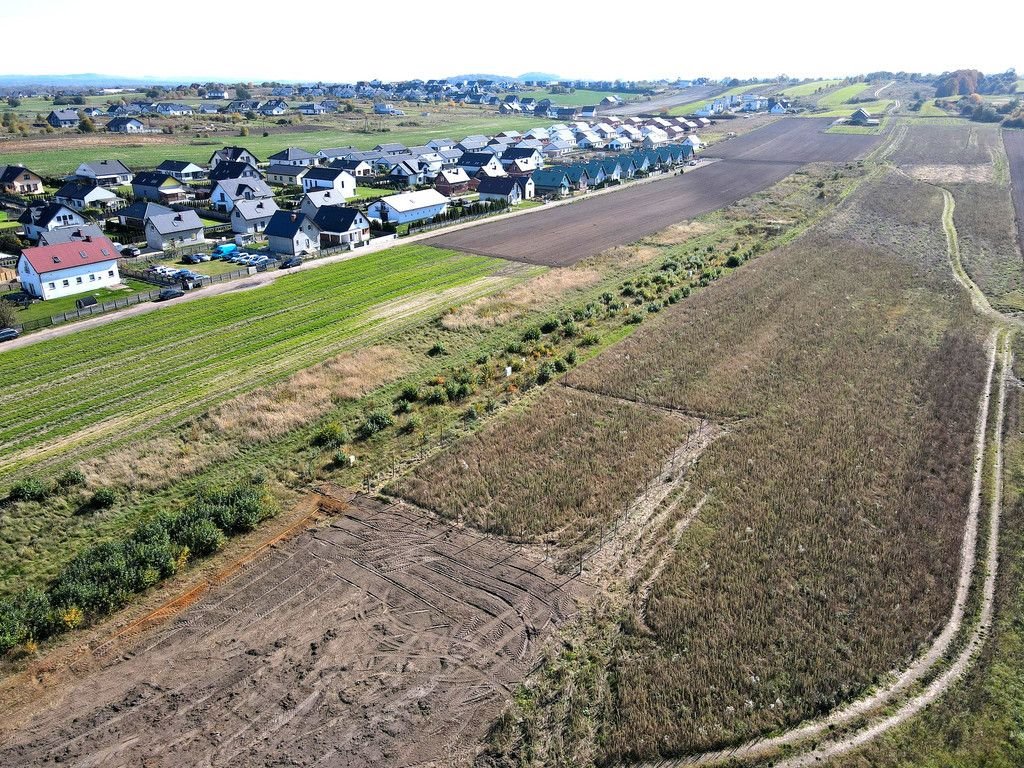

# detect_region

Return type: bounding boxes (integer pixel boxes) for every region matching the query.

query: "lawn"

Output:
[918,99,950,117]
[809,98,895,118]
[780,79,842,97]
[0,245,507,479]
[2,278,155,324]
[351,185,395,200]
[817,82,870,107]
[0,112,553,177]
[0,212,19,231]
[668,82,778,116]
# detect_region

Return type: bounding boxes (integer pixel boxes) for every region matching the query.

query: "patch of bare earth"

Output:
[906,163,995,184]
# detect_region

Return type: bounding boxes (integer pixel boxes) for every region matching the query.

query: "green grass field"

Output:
[780,79,842,97]
[817,83,870,107]
[809,99,895,118]
[667,82,777,116]
[918,100,950,117]
[0,212,18,231]
[0,245,506,477]
[3,279,155,324]
[0,113,552,177]
[351,186,395,200]
[523,88,636,107]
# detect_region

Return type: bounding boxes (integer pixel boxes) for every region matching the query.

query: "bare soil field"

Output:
[889,122,1001,166]
[428,119,879,266]
[1004,129,1024,258]
[0,493,584,767]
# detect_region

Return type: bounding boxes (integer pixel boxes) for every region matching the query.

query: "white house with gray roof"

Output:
[74,159,133,187]
[210,178,274,213]
[145,210,205,251]
[231,198,279,235]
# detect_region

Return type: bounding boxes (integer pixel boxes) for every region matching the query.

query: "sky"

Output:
[1,0,1019,84]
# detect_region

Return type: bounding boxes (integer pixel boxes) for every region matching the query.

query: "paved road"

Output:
[428,119,880,266]
[605,85,722,116]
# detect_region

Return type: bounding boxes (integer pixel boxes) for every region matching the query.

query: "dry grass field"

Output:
[479,168,990,762]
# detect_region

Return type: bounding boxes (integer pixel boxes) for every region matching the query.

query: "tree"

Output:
[235,85,251,100]
[6,96,20,108]
[0,233,21,255]
[0,301,16,329]
[78,116,96,133]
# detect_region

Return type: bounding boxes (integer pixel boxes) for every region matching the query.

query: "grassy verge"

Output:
[3,279,155,323]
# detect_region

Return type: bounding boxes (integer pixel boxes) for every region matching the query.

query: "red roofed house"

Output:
[17,236,122,300]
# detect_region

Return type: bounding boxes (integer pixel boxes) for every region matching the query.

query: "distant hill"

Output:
[0,72,172,88]
[518,72,561,82]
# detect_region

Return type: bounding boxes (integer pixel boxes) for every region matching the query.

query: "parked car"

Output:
[120,246,141,257]
[0,328,20,343]
[212,243,238,259]
[155,288,185,301]
[279,256,303,269]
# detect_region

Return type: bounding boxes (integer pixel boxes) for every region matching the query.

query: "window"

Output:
[108,270,114,277]
[76,276,83,284]
[62,279,69,287]
[48,282,56,290]
[89,274,96,281]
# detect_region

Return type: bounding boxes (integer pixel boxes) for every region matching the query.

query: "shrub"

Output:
[398,384,420,403]
[357,409,394,439]
[56,467,87,489]
[523,326,541,342]
[565,349,578,366]
[537,362,556,385]
[580,332,601,346]
[401,413,424,434]
[8,477,51,503]
[424,386,448,405]
[725,254,742,268]
[394,399,413,414]
[626,312,645,325]
[427,342,447,357]
[313,422,349,448]
[90,487,117,509]
[540,318,560,334]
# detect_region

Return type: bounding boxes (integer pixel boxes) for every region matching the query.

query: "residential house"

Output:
[81,107,103,118]
[426,138,456,151]
[209,178,274,213]
[55,180,123,211]
[265,164,310,186]
[209,146,260,169]
[265,210,320,256]
[575,130,605,149]
[18,202,86,241]
[562,165,590,191]
[531,169,571,197]
[156,160,206,182]
[328,158,372,177]
[542,139,574,157]
[310,206,371,249]
[770,102,788,115]
[268,147,317,167]
[145,210,205,251]
[156,103,193,116]
[582,161,607,186]
[579,105,598,119]
[231,198,279,235]
[296,103,327,115]
[433,167,472,196]
[106,117,145,133]
[47,109,79,128]
[476,176,522,205]
[208,161,263,182]
[523,127,549,142]
[456,135,489,153]
[301,167,355,197]
[260,99,289,116]
[37,223,106,246]
[457,152,505,177]
[132,171,190,204]
[117,201,173,230]
[500,147,543,174]
[74,159,133,187]
[388,159,425,188]
[0,165,44,195]
[298,189,352,217]
[513,175,535,200]
[600,158,623,182]
[367,189,449,225]
[607,135,633,151]
[849,108,879,126]
[316,146,357,163]
[224,100,261,114]
[17,236,121,300]
[374,142,408,156]
[683,135,702,150]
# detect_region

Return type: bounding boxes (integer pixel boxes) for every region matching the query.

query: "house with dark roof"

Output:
[265,210,320,256]
[457,152,505,178]
[17,235,121,300]
[74,159,133,187]
[373,142,408,156]
[301,167,355,197]
[531,168,571,197]
[513,174,535,200]
[210,178,274,213]
[0,165,44,196]
[500,146,543,174]
[315,146,358,163]
[268,147,317,167]
[266,164,310,186]
[388,159,425,188]
[37,224,106,246]
[157,160,206,182]
[106,117,145,133]
[476,176,522,206]
[47,109,79,128]
[310,206,371,249]
[18,202,86,241]
[260,100,289,116]
[328,158,372,177]
[145,210,205,251]
[231,198,279,235]
[209,146,260,169]
[208,161,263,182]
[132,172,190,204]
[117,201,174,230]
[55,180,124,211]
[849,108,880,126]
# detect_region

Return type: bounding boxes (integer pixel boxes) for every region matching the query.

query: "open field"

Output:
[818,83,870,107]
[666,83,779,116]
[0,246,507,478]
[0,492,585,767]
[810,99,895,118]
[780,79,842,97]
[429,119,879,265]
[480,168,989,761]
[0,111,551,176]
[1004,129,1024,261]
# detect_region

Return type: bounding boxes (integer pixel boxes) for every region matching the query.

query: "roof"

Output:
[458,152,497,167]
[0,165,39,184]
[50,109,80,121]
[209,161,261,181]
[266,163,309,177]
[37,224,106,246]
[310,206,365,233]
[146,209,204,235]
[157,160,202,172]
[78,159,132,177]
[436,168,470,184]
[374,143,408,153]
[118,201,173,221]
[20,235,119,275]
[374,189,448,213]
[265,210,314,239]
[531,168,570,187]
[212,146,259,163]
[269,147,315,161]
[132,171,181,189]
[476,176,520,195]
[56,180,114,201]
[107,117,144,130]
[303,166,349,182]
[501,146,540,160]
[329,158,370,171]
[214,178,274,200]
[233,198,279,220]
